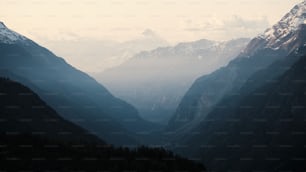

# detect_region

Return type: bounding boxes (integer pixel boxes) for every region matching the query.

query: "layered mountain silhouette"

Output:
[98,38,249,124]
[0,77,206,171]
[2,1,306,171]
[0,21,158,145]
[166,1,306,171]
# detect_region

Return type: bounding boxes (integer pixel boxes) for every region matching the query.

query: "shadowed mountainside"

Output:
[0,77,206,172]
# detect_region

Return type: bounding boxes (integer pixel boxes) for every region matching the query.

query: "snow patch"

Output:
[0,21,27,44]
[257,1,306,49]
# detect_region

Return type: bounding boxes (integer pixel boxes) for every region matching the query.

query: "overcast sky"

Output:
[0,0,302,44]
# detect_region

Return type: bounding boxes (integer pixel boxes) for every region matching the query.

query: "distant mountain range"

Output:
[0,21,158,145]
[97,38,250,123]
[167,1,306,171]
[40,29,169,73]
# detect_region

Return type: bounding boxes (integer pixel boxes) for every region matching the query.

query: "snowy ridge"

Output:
[135,38,249,59]
[0,22,27,44]
[258,1,306,49]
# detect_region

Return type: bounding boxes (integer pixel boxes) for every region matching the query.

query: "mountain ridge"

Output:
[167,1,306,170]
[0,21,27,44]
[167,1,306,133]
[0,21,157,145]
[179,45,306,171]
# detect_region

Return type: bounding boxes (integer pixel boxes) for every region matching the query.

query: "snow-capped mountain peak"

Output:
[258,1,306,49]
[0,22,6,29]
[0,21,27,44]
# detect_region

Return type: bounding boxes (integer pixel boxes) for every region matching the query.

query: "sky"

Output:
[0,0,302,44]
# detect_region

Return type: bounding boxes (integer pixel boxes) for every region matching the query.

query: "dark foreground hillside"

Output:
[181,54,306,171]
[0,134,205,172]
[0,77,206,172]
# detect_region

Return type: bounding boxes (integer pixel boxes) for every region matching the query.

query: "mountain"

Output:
[167,1,306,133]
[0,77,206,172]
[0,77,104,144]
[0,21,157,145]
[177,45,306,172]
[166,1,306,171]
[97,38,250,124]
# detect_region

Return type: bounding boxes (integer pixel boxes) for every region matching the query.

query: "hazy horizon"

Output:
[1,0,302,44]
[0,0,303,72]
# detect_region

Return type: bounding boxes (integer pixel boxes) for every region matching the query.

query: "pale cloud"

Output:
[142,29,157,37]
[225,16,269,30]
[184,16,270,40]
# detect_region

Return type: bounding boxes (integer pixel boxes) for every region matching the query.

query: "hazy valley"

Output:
[1,1,306,171]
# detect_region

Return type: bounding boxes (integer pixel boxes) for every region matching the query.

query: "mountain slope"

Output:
[0,77,104,144]
[0,77,206,172]
[167,1,306,133]
[97,38,249,123]
[180,46,306,171]
[0,21,156,145]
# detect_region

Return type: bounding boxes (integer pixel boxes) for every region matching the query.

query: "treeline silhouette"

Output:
[0,77,206,171]
[0,134,205,171]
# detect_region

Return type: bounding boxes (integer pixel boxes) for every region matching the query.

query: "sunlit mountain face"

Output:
[1,1,306,171]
